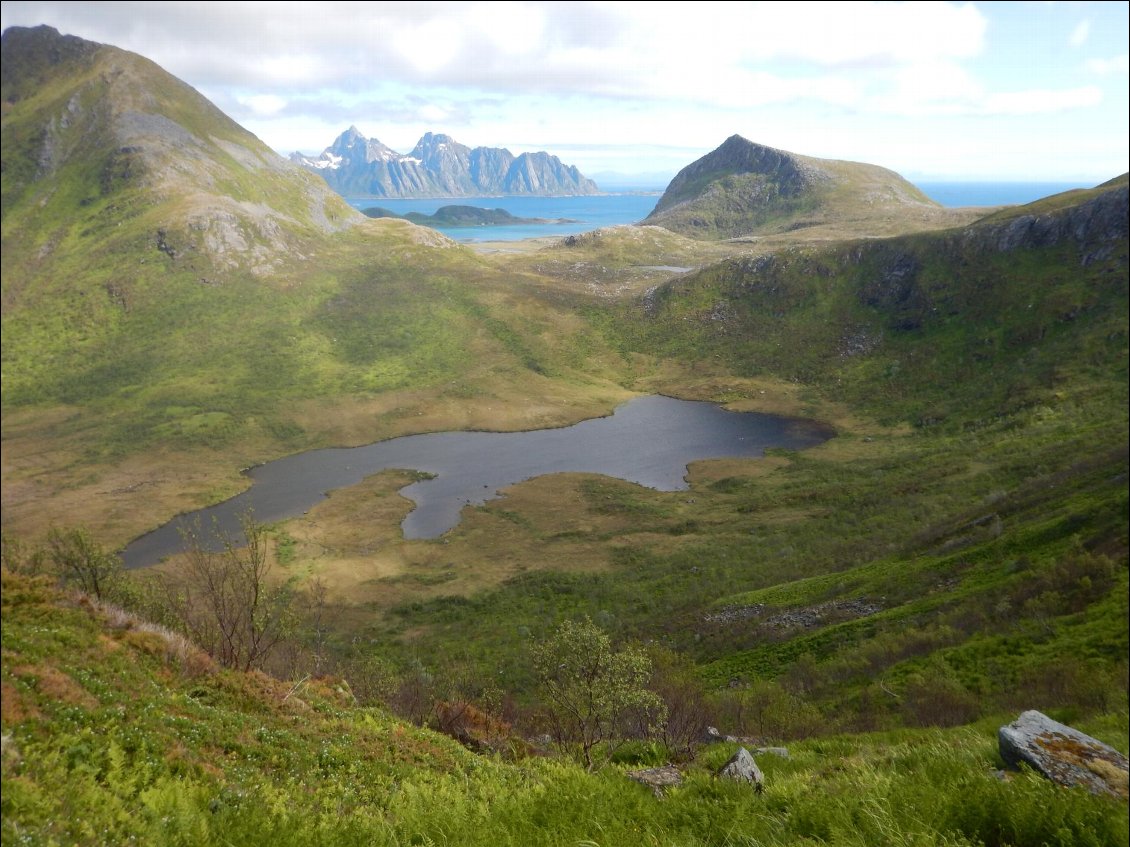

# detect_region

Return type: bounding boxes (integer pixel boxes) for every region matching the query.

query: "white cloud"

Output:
[982,86,1103,115]
[1,1,1125,181]
[238,93,288,116]
[1086,54,1130,76]
[1069,19,1091,48]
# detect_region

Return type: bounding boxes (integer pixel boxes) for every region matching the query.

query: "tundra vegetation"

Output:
[1,26,1127,846]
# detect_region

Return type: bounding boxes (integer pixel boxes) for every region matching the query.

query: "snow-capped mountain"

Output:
[290,127,599,198]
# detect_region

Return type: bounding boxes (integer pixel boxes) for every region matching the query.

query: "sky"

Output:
[2,1,1128,182]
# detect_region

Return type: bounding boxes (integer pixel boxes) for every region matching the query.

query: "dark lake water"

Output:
[121,396,832,568]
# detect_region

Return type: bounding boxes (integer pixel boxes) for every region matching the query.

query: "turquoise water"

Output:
[347,192,663,242]
[346,181,1094,243]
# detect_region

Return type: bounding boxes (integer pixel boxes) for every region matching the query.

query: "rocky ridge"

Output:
[291,127,600,198]
[2,25,362,277]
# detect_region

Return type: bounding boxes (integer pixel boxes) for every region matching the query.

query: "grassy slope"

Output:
[297,183,1128,733]
[642,136,982,241]
[1,30,636,547]
[3,570,1126,847]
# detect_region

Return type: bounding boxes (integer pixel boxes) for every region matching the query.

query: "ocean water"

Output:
[346,181,1093,243]
[915,181,1089,208]
[346,192,663,242]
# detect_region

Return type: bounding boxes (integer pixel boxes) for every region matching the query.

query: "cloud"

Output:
[1,1,1124,180]
[1086,54,1130,76]
[238,94,287,116]
[0,1,987,98]
[1069,19,1090,48]
[982,86,1103,116]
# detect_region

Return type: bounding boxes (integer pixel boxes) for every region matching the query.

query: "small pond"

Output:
[121,395,832,568]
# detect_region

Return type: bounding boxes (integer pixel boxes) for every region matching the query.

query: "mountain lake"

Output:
[121,395,833,568]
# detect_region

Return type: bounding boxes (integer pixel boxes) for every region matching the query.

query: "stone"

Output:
[703,726,724,743]
[717,747,764,792]
[998,710,1129,798]
[755,746,789,759]
[628,764,683,798]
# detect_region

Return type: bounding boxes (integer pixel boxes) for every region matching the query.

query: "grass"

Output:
[3,570,1126,847]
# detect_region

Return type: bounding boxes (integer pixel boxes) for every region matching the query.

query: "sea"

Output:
[345,181,1091,244]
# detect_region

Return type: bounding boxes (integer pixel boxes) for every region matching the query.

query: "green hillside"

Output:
[0,26,632,547]
[643,134,984,240]
[250,179,1126,750]
[3,570,1126,846]
[2,25,1128,846]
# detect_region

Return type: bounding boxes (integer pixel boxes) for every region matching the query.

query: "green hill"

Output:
[643,134,982,240]
[362,204,570,227]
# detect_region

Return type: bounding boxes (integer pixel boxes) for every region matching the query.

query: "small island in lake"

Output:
[362,204,578,228]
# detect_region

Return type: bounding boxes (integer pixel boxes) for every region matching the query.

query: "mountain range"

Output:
[290,127,600,198]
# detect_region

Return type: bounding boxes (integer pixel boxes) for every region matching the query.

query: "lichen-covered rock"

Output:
[627,764,683,798]
[717,747,764,792]
[998,710,1129,798]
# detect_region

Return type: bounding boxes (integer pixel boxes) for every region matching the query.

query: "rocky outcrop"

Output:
[998,710,1129,798]
[291,127,599,198]
[704,598,883,630]
[965,181,1129,262]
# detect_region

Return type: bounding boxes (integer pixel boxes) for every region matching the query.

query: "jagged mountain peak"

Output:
[293,127,599,198]
[1,24,101,95]
[335,125,366,144]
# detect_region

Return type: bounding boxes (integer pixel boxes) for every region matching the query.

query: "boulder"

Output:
[717,747,764,792]
[627,764,683,798]
[998,710,1129,798]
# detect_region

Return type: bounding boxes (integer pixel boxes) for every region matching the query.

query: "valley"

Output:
[1,22,1127,847]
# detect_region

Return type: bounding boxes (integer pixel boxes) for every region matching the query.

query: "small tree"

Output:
[1,532,47,576]
[46,527,122,600]
[532,618,666,770]
[171,513,293,672]
[645,647,711,760]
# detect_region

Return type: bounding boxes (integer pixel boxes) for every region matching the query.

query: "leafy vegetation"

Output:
[3,571,1127,846]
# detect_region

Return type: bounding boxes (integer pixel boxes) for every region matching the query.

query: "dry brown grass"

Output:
[10,663,98,710]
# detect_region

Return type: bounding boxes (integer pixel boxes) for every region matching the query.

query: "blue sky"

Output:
[2,1,1127,181]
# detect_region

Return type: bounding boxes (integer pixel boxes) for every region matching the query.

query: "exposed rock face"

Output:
[717,747,764,792]
[998,710,1129,798]
[966,182,1129,261]
[291,127,599,198]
